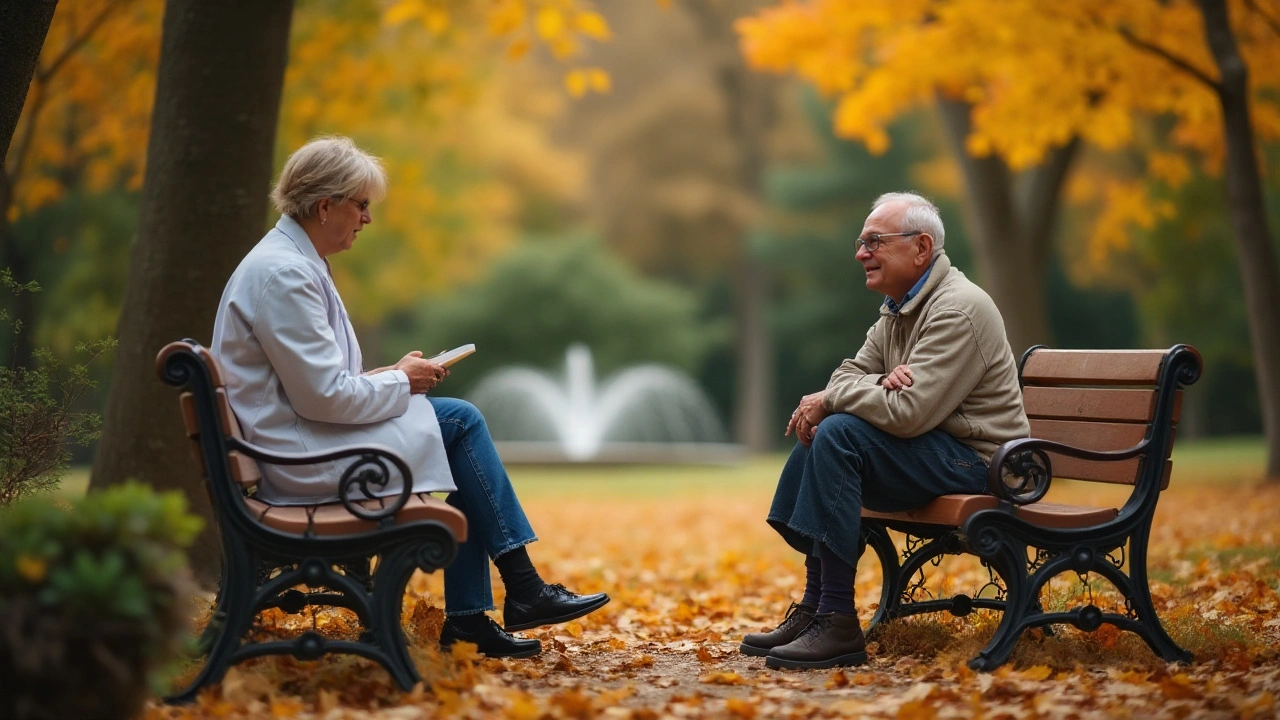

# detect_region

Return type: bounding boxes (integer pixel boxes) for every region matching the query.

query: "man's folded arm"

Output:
[822,310,987,438]
[253,266,410,424]
[826,323,888,390]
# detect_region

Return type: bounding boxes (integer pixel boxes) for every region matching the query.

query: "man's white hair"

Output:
[872,191,945,259]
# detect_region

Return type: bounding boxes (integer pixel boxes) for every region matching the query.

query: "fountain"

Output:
[466,344,742,463]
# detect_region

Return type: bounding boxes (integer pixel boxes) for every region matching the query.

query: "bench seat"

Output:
[244,493,468,538]
[863,497,1119,530]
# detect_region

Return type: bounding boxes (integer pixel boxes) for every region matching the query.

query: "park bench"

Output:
[156,339,467,702]
[856,344,1202,670]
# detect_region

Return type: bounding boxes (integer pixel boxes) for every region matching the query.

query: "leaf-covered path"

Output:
[146,456,1280,719]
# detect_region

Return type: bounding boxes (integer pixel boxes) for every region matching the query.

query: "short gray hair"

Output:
[270,136,388,219]
[872,191,945,259]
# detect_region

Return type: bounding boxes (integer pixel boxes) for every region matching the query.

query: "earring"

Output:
[321,216,326,225]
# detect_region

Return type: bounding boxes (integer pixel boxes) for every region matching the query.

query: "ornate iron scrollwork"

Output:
[977,559,1007,602]
[338,454,398,520]
[996,448,1052,504]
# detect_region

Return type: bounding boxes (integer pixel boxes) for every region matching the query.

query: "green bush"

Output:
[0,481,203,719]
[0,270,112,506]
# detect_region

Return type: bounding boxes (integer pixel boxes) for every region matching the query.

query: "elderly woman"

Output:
[212,136,608,658]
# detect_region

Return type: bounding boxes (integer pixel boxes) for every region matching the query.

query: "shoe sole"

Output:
[765,650,868,670]
[738,641,771,657]
[440,641,542,660]
[504,595,611,632]
[483,644,542,659]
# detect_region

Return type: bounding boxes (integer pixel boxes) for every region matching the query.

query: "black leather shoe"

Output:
[765,612,867,670]
[739,602,816,657]
[440,615,541,659]
[503,583,610,632]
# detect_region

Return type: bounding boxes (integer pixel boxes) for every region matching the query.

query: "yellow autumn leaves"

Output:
[737,0,1280,262]
[383,0,614,98]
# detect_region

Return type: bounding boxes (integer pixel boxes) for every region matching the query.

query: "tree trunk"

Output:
[90,0,294,581]
[686,0,778,452]
[936,97,1077,357]
[0,0,58,341]
[0,0,57,164]
[1199,0,1280,479]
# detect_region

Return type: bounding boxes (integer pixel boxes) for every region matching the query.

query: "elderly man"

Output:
[741,192,1029,670]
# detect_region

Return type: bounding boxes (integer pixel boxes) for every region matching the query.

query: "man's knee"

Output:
[811,413,876,453]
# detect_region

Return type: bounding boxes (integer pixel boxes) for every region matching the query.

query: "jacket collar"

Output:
[275,215,327,272]
[880,253,952,317]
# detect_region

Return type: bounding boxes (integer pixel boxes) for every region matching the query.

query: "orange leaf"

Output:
[1159,673,1198,700]
[699,671,749,686]
[726,697,757,718]
[1018,665,1053,681]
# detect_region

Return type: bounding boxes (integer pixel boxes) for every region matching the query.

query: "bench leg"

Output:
[367,527,457,691]
[860,523,901,632]
[368,544,429,691]
[967,537,1032,671]
[1118,526,1193,663]
[166,547,261,704]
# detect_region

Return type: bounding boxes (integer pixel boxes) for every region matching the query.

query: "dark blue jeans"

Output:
[428,397,538,616]
[768,413,988,568]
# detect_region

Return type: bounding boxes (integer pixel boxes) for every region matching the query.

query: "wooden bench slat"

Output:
[1028,417,1148,450]
[1022,349,1168,386]
[179,390,262,487]
[1050,457,1173,489]
[1023,387,1182,423]
[246,493,468,540]
[1027,418,1172,487]
[862,495,1118,529]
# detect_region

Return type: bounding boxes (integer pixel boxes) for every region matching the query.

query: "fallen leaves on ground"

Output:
[144,476,1280,719]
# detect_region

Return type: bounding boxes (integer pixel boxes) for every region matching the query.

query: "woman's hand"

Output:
[393,351,450,394]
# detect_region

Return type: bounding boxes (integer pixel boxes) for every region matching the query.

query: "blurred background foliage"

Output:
[2,0,1276,462]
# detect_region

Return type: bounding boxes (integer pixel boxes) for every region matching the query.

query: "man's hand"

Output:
[391,350,449,394]
[785,390,830,447]
[881,364,913,391]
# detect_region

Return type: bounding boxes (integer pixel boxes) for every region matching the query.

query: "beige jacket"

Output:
[822,254,1029,461]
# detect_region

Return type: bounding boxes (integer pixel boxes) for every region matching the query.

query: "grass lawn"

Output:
[55,434,1269,502]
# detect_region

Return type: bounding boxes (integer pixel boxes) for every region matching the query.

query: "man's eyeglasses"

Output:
[855,231,922,253]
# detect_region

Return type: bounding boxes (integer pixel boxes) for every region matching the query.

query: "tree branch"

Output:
[7,80,45,196]
[1116,26,1221,91]
[1243,0,1280,37]
[5,0,131,254]
[35,0,130,83]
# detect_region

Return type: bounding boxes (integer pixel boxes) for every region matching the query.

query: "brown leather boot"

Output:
[765,611,867,669]
[739,602,816,657]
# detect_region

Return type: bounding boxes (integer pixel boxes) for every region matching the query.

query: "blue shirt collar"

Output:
[883,260,936,315]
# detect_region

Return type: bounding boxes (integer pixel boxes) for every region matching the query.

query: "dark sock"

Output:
[817,544,856,615]
[800,553,822,609]
[494,546,545,603]
[447,613,490,632]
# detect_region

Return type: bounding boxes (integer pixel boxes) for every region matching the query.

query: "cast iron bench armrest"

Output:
[986,435,1151,506]
[225,436,414,523]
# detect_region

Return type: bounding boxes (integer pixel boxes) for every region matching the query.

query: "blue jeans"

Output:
[768,413,988,568]
[428,397,538,616]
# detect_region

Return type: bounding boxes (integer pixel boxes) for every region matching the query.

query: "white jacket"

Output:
[212,215,456,504]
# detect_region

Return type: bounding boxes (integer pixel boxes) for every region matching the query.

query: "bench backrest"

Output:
[157,342,262,489]
[1020,348,1194,489]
